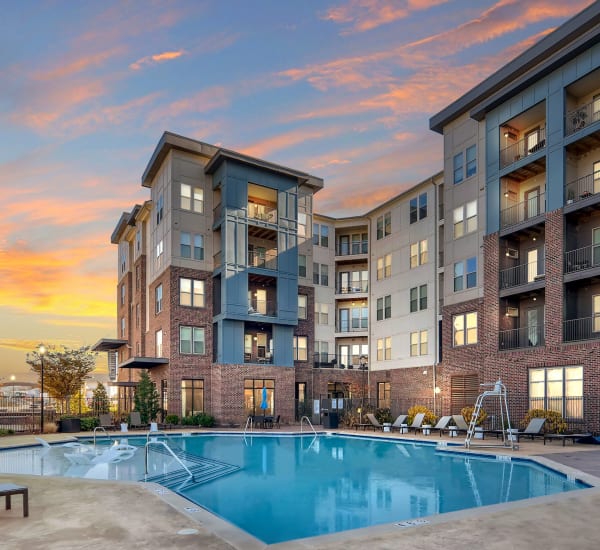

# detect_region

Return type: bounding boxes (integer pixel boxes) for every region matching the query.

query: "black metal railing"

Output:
[313,353,339,369]
[336,241,368,256]
[500,126,546,169]
[336,322,368,333]
[244,353,274,364]
[565,100,600,136]
[563,316,600,342]
[564,172,600,204]
[499,324,545,350]
[564,244,599,273]
[500,191,545,229]
[499,261,544,288]
[336,283,368,294]
[247,299,277,316]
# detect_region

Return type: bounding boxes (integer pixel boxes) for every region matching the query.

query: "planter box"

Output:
[383,423,391,433]
[59,418,81,433]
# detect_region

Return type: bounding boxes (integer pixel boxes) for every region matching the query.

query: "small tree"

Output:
[27,345,96,414]
[133,371,160,424]
[91,382,110,415]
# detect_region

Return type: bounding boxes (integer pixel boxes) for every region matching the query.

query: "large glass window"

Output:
[293,336,308,361]
[181,184,203,212]
[377,382,391,409]
[529,366,583,419]
[453,312,478,346]
[244,379,274,416]
[181,379,204,417]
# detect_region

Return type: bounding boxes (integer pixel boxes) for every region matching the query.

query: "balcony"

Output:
[336,283,368,295]
[500,191,545,230]
[500,127,546,170]
[499,261,545,293]
[336,241,368,256]
[248,249,277,270]
[335,322,368,334]
[564,172,600,207]
[564,245,598,274]
[248,201,277,223]
[247,299,277,317]
[313,353,339,369]
[244,352,274,364]
[565,100,600,137]
[563,316,600,343]
[499,324,545,350]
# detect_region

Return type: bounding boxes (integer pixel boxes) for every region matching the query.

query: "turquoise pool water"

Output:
[0,433,590,544]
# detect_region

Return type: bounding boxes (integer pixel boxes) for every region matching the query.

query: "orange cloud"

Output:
[130,49,187,70]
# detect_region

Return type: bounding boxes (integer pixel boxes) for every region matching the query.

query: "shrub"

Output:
[198,413,215,427]
[407,405,437,426]
[0,428,15,436]
[522,409,567,434]
[461,406,488,426]
[80,417,99,431]
[165,414,180,425]
[374,408,393,424]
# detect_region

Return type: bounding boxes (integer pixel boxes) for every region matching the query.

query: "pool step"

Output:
[145,447,240,489]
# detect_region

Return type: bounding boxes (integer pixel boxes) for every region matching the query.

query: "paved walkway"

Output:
[1,429,599,549]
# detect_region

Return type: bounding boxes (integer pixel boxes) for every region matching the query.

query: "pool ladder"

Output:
[92,426,111,445]
[145,438,194,481]
[300,416,316,434]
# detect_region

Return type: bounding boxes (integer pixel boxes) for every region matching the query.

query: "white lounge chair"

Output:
[409,412,425,432]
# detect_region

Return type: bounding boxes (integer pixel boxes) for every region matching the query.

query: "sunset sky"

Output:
[0,0,594,383]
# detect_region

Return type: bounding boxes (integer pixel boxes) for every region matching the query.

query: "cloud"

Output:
[130,49,187,70]
[322,0,449,33]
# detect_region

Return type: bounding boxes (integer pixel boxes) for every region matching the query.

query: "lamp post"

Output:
[38,345,46,434]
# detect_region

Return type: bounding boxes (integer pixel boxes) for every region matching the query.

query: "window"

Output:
[410,192,427,224]
[120,243,127,274]
[312,223,328,246]
[315,340,329,363]
[135,229,141,255]
[453,200,477,239]
[410,239,427,268]
[135,303,140,327]
[156,329,163,357]
[156,239,163,268]
[453,312,478,346]
[120,284,125,306]
[594,295,600,332]
[155,284,163,313]
[180,326,205,354]
[298,213,307,237]
[377,337,391,360]
[466,145,477,177]
[376,212,391,239]
[313,223,320,245]
[244,379,274,416]
[529,366,583,419]
[453,153,463,184]
[293,336,308,361]
[298,295,307,319]
[180,278,205,307]
[298,254,306,278]
[136,265,141,290]
[410,285,427,312]
[454,257,477,291]
[320,224,329,247]
[193,234,203,260]
[181,233,191,257]
[315,303,329,325]
[182,379,204,417]
[410,330,428,356]
[377,295,391,320]
[352,233,368,254]
[376,254,391,280]
[313,263,329,286]
[181,183,204,213]
[377,382,391,409]
[156,193,163,224]
[121,317,125,337]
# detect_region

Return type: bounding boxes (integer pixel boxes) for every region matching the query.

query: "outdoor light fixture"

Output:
[502,126,517,140]
[38,344,46,434]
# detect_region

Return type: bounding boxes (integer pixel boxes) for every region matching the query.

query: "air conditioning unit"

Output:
[506,307,519,317]
[506,248,519,259]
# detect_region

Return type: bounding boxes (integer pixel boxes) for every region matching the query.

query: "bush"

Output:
[165,414,180,425]
[461,406,487,426]
[80,417,99,431]
[0,428,15,436]
[407,405,437,426]
[198,413,215,427]
[522,409,567,434]
[374,408,393,424]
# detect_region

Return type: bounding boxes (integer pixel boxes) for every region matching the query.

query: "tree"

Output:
[91,382,110,415]
[27,345,96,413]
[133,370,160,424]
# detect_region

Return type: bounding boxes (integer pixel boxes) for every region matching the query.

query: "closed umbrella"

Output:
[260,387,268,411]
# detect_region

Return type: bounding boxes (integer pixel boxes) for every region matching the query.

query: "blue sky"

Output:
[0,0,594,382]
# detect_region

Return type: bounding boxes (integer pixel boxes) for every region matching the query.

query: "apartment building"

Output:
[430,2,600,432]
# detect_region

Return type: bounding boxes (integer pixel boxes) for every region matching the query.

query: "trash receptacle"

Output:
[322,410,339,429]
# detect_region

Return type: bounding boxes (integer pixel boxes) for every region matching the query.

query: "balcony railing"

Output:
[244,352,273,364]
[336,322,368,333]
[500,127,546,169]
[336,242,369,255]
[564,245,598,274]
[565,172,600,205]
[565,100,600,136]
[248,249,278,270]
[499,261,544,289]
[247,299,277,316]
[500,191,545,229]
[313,353,339,368]
[248,203,277,223]
[563,316,600,342]
[336,283,368,294]
[498,324,545,350]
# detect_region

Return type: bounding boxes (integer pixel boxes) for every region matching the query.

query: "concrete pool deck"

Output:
[1,429,600,549]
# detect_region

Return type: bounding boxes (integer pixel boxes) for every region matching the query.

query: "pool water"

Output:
[0,433,590,544]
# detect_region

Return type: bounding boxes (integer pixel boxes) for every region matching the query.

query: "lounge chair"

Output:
[391,414,408,432]
[99,414,114,429]
[366,413,384,431]
[408,412,425,433]
[129,411,147,429]
[514,418,546,441]
[451,414,469,433]
[429,415,452,436]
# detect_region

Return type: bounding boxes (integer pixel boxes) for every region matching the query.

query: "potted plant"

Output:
[571,108,587,130]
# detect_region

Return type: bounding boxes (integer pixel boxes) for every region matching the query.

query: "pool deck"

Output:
[1,428,600,549]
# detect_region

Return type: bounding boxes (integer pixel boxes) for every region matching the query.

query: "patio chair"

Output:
[451,414,469,432]
[390,414,408,432]
[99,414,114,429]
[366,413,384,431]
[514,417,546,441]
[129,411,147,430]
[429,415,453,436]
[408,412,425,433]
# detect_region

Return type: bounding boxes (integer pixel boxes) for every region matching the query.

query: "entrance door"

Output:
[525,187,539,219]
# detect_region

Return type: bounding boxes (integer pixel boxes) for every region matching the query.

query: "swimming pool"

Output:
[0,433,590,544]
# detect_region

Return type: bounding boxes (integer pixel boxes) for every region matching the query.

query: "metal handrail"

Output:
[243,415,254,435]
[145,440,193,480]
[300,415,316,434]
[93,426,110,445]
[146,429,169,443]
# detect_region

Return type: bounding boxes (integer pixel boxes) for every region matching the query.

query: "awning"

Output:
[92,338,128,352]
[118,357,169,369]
